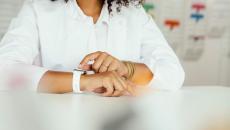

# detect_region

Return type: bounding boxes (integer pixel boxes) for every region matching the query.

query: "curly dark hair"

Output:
[51,0,143,13]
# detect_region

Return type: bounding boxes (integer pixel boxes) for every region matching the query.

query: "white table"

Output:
[0,86,230,130]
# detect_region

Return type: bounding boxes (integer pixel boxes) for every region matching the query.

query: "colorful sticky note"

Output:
[165,20,180,30]
[191,13,204,22]
[192,3,206,12]
[143,3,155,12]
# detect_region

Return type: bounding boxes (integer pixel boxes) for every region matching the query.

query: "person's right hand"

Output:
[80,71,135,97]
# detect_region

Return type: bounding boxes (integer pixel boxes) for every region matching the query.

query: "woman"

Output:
[0,0,185,97]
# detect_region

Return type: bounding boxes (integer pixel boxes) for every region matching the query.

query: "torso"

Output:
[33,0,143,71]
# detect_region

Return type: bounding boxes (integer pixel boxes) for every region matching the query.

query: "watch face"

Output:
[74,68,84,71]
[74,69,87,75]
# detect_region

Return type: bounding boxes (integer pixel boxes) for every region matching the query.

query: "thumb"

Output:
[126,80,137,96]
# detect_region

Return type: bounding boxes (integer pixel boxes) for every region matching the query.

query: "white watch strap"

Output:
[72,69,84,93]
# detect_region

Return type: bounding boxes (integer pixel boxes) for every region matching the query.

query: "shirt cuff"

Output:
[25,65,48,91]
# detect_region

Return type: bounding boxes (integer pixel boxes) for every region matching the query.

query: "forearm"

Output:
[37,63,153,94]
[38,71,73,94]
[37,71,100,94]
[130,63,154,86]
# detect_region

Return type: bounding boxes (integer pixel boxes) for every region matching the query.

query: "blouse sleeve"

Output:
[139,8,185,90]
[0,0,48,91]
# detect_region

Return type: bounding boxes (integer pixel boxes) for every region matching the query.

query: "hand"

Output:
[80,71,135,97]
[79,51,128,77]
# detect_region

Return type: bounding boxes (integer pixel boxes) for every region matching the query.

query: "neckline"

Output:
[71,0,109,25]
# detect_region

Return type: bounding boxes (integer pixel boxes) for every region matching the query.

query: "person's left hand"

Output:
[79,51,128,77]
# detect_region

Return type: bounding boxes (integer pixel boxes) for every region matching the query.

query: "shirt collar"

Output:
[69,0,109,25]
[98,2,110,25]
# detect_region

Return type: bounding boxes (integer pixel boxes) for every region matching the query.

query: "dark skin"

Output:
[38,0,153,97]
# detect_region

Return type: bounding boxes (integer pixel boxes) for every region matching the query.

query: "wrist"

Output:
[80,74,88,91]
[73,69,87,93]
[80,73,104,92]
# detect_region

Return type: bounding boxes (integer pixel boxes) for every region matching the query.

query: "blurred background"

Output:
[0,0,230,87]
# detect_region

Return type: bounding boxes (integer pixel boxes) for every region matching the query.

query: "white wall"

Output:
[0,0,24,39]
[144,0,230,86]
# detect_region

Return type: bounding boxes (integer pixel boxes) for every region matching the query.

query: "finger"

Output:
[80,51,101,67]
[93,87,106,94]
[98,65,108,73]
[92,52,108,72]
[99,56,114,73]
[102,80,114,97]
[114,73,128,90]
[112,90,123,97]
[119,76,135,96]
[112,76,125,92]
[126,81,136,96]
[107,61,117,72]
[117,91,125,97]
[81,64,92,71]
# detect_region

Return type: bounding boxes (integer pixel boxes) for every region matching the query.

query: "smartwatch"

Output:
[72,69,86,93]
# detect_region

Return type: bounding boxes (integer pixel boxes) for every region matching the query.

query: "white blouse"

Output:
[0,0,185,91]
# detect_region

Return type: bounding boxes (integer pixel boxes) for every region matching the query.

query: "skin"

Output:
[38,0,153,97]
[79,51,153,86]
